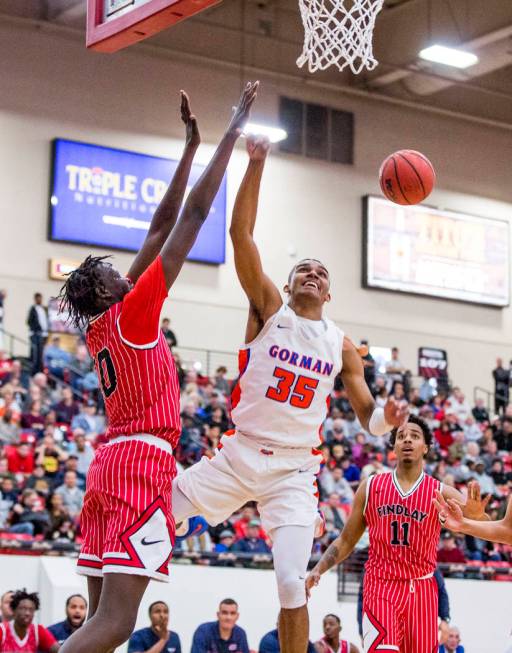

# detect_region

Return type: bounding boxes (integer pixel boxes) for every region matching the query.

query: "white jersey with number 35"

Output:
[231,304,344,448]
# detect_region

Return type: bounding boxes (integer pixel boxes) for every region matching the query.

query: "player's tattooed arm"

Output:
[160,82,259,290]
[442,480,491,521]
[127,91,200,284]
[306,481,367,596]
[230,135,282,337]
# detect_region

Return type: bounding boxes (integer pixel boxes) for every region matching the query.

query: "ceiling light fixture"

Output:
[419,44,479,69]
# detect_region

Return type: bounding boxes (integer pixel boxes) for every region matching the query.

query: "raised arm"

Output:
[127,91,200,283]
[434,490,512,544]
[341,337,408,434]
[160,81,259,289]
[230,136,282,340]
[306,480,367,596]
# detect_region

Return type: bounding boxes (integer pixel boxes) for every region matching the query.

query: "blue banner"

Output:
[49,139,226,264]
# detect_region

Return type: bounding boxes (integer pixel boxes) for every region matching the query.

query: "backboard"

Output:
[86,0,222,53]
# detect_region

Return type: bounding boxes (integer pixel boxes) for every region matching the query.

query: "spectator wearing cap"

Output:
[48,594,87,644]
[232,519,271,554]
[439,626,465,653]
[469,460,498,497]
[54,387,80,425]
[54,470,84,519]
[128,600,181,653]
[214,530,235,553]
[472,399,490,424]
[71,400,104,436]
[191,598,249,653]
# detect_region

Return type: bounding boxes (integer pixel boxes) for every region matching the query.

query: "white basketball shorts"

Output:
[176,430,323,533]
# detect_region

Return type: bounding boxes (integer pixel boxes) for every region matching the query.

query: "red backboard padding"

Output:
[87,0,222,53]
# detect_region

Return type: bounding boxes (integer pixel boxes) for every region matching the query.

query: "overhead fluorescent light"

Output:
[244,122,288,143]
[419,44,478,69]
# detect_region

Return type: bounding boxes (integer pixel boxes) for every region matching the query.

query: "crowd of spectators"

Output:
[2,300,512,574]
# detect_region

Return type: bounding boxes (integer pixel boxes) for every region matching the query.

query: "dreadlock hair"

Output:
[58,255,113,329]
[389,414,433,448]
[11,589,40,611]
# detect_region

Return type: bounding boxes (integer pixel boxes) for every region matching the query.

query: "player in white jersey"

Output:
[172,136,407,653]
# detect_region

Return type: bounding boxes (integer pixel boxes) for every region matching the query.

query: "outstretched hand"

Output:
[180,90,200,149]
[462,480,491,520]
[246,134,270,161]
[433,490,464,532]
[383,396,409,428]
[228,81,259,137]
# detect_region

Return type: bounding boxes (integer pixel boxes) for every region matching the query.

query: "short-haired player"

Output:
[57,82,259,653]
[172,136,408,653]
[315,614,359,653]
[306,416,489,653]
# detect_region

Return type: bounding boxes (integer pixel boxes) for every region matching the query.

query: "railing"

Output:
[473,385,509,414]
[174,345,239,378]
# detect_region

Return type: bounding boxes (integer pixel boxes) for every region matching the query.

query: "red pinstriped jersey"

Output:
[364,470,441,580]
[317,638,349,653]
[86,256,181,446]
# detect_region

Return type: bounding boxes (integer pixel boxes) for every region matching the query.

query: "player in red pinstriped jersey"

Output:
[56,82,259,653]
[307,415,490,653]
[314,614,359,653]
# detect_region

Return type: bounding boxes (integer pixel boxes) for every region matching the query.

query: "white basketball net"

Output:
[297,0,385,75]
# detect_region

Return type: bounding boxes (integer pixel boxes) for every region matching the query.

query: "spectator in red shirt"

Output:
[435,420,455,451]
[7,443,34,477]
[0,589,59,652]
[21,400,45,436]
[233,505,267,541]
[437,531,466,564]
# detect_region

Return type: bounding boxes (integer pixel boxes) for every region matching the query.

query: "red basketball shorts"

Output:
[362,574,438,653]
[77,436,176,582]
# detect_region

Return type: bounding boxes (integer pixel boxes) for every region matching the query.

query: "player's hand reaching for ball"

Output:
[180,90,200,150]
[228,81,259,137]
[383,396,409,428]
[246,135,270,161]
[305,569,321,599]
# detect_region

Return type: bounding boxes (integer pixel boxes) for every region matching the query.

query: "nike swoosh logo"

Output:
[141,536,165,546]
[277,325,290,329]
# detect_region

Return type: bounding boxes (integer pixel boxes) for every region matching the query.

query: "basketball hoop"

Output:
[296,0,385,75]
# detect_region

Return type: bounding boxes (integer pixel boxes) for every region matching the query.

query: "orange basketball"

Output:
[379,150,436,205]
